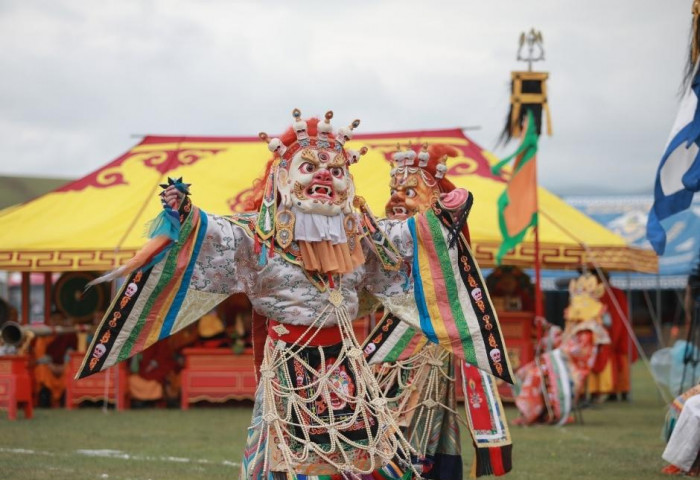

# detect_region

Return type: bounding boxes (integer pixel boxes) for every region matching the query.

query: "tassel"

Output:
[86,177,190,291]
[400,269,410,291]
[145,208,180,242]
[474,447,493,477]
[85,235,173,290]
[472,445,512,477]
[258,243,268,266]
[254,235,261,255]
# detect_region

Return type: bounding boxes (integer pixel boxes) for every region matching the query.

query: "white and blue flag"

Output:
[647,67,700,255]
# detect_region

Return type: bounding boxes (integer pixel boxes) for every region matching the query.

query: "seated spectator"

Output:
[33,310,77,407]
[486,266,534,312]
[197,310,229,349]
[128,341,177,407]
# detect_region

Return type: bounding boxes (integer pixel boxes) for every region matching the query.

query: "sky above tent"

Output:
[0,0,691,196]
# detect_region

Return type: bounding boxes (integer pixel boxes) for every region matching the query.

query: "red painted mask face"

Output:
[385,171,438,219]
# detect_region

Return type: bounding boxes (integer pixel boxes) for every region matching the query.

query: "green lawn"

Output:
[0,364,674,480]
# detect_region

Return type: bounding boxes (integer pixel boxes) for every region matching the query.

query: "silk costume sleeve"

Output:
[77,207,256,379]
[364,203,514,383]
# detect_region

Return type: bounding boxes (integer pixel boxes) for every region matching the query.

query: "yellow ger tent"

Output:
[0,129,656,273]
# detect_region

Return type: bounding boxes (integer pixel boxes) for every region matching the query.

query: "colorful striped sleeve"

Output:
[77,209,251,379]
[408,208,514,384]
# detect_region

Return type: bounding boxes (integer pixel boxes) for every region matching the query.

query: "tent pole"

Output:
[656,274,663,343]
[627,272,633,397]
[43,272,51,323]
[534,224,544,326]
[642,289,665,347]
[532,130,543,338]
[21,272,29,325]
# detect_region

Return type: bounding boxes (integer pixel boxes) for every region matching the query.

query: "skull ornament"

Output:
[293,122,309,143]
[93,343,107,359]
[125,282,138,298]
[471,288,483,302]
[363,343,377,355]
[489,348,502,363]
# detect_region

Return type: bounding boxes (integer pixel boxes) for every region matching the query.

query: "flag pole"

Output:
[533,224,544,334]
[533,158,544,341]
[498,27,551,342]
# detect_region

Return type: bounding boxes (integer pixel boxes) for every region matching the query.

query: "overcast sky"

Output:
[0,0,691,195]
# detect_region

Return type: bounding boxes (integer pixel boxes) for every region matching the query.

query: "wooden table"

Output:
[180,348,257,408]
[0,355,33,420]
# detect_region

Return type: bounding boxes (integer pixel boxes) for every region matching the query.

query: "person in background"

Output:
[587,269,636,402]
[672,260,700,343]
[80,310,105,353]
[128,340,177,407]
[33,310,77,407]
[513,272,610,425]
[486,266,534,313]
[197,309,229,349]
[217,293,253,351]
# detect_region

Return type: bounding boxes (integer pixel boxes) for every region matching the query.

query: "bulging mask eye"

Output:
[330,167,344,178]
[406,188,417,198]
[300,162,315,174]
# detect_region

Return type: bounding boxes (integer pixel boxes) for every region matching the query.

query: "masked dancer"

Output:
[363,143,511,478]
[78,110,513,480]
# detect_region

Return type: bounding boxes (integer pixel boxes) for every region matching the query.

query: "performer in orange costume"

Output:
[587,270,636,401]
[33,311,77,407]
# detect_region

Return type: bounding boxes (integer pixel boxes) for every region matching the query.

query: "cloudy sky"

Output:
[0,0,691,195]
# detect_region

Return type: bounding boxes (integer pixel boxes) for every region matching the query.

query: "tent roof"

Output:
[0,128,656,273]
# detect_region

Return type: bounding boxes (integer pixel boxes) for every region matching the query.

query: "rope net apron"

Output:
[374,346,461,474]
[242,289,419,480]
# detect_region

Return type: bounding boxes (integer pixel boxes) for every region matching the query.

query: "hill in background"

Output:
[0,175,73,210]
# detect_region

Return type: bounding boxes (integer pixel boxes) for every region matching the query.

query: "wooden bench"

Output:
[65,352,129,410]
[0,355,33,420]
[180,348,257,409]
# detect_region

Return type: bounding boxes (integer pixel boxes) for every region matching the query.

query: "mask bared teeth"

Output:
[308,185,332,197]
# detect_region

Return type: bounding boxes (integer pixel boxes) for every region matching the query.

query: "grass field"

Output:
[0,363,675,480]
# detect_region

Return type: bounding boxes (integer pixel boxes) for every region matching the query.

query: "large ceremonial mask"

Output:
[385,144,457,220]
[78,109,513,480]
[254,110,370,274]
